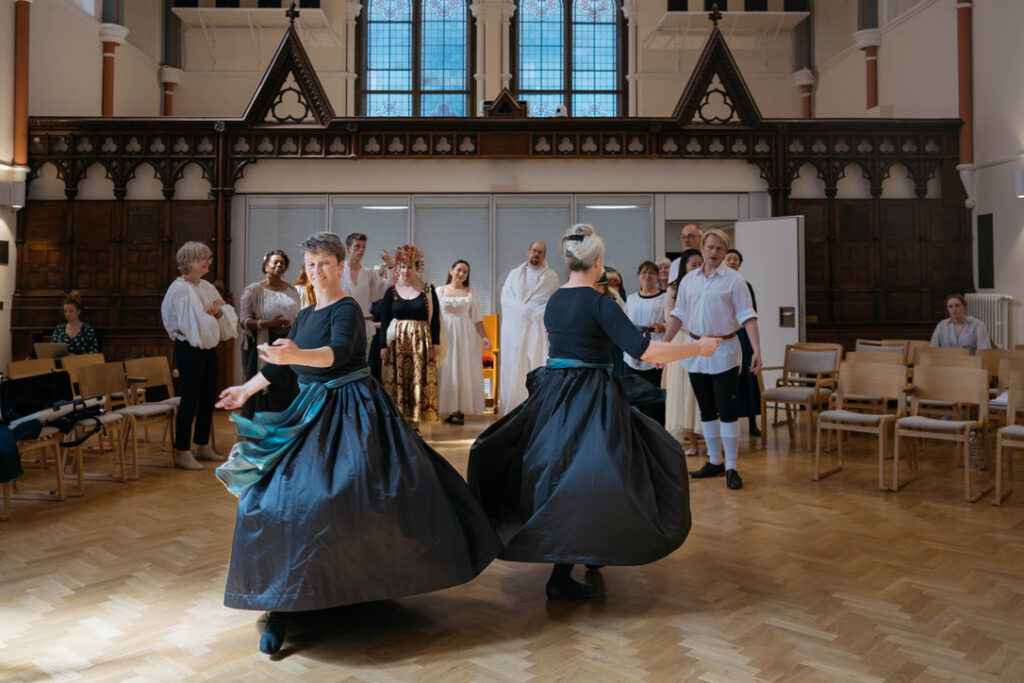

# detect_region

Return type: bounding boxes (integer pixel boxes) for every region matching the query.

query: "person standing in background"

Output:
[724,248,762,437]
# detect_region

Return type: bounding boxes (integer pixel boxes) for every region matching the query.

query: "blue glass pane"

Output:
[422,93,466,116]
[367,94,412,116]
[518,0,563,93]
[522,93,564,117]
[368,0,411,21]
[571,0,615,22]
[572,92,615,117]
[421,0,466,98]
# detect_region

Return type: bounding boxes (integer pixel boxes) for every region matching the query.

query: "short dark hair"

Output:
[298,233,346,263]
[262,249,290,272]
[346,232,368,247]
[444,259,471,287]
[946,293,967,307]
[726,248,743,264]
[637,261,659,275]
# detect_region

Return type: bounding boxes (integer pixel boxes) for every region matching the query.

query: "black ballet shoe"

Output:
[689,461,726,478]
[585,564,605,571]
[546,579,600,600]
[259,612,287,655]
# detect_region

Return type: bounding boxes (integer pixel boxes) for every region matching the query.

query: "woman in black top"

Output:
[379,243,441,430]
[215,233,501,655]
[468,224,719,600]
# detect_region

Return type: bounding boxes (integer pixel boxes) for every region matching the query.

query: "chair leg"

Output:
[814,422,842,481]
[760,398,768,448]
[878,425,889,491]
[965,431,994,503]
[785,405,795,441]
[892,431,917,491]
[993,438,1015,505]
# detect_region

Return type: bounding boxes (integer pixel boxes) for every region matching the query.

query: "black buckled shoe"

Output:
[689,461,726,478]
[725,469,743,490]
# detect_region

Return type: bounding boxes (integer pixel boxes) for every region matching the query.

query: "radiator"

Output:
[965,293,1013,349]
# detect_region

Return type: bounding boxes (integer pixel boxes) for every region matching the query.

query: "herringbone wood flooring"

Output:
[2,414,1024,681]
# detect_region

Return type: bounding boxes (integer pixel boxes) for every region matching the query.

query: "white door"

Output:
[733,216,804,382]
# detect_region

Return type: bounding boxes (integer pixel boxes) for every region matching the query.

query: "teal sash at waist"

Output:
[215,367,371,497]
[546,358,613,371]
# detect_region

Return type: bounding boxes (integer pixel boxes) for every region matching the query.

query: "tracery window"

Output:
[514,0,623,117]
[362,0,470,117]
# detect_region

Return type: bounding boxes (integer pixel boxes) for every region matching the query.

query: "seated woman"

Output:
[215,233,501,655]
[468,223,719,600]
[930,294,991,354]
[51,291,99,355]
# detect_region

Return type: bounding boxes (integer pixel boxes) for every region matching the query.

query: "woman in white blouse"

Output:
[624,261,666,424]
[239,250,301,418]
[930,294,990,353]
[160,241,238,470]
[438,260,492,425]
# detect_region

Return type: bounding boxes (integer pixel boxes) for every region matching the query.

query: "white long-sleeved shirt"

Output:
[670,264,756,374]
[161,277,238,349]
[624,291,665,371]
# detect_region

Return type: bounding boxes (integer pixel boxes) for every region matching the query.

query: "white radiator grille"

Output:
[965,293,1013,349]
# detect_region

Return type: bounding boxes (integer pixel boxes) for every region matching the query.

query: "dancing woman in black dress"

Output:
[468,224,720,599]
[215,233,501,654]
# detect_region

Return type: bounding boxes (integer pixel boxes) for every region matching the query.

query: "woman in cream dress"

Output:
[438,260,492,425]
[662,249,704,455]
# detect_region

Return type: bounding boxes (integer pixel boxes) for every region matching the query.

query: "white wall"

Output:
[114,42,161,117]
[29,0,103,116]
[1,0,17,371]
[970,1,1024,346]
[815,0,958,119]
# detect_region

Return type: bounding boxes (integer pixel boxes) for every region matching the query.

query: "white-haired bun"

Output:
[560,223,605,272]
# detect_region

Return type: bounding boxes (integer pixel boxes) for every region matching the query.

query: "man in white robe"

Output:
[339,232,393,353]
[499,241,560,413]
[667,223,703,284]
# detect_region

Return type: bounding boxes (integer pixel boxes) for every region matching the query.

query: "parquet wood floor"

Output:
[2,414,1024,682]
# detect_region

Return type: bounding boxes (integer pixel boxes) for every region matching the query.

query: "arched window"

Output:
[514,0,623,117]
[362,0,470,116]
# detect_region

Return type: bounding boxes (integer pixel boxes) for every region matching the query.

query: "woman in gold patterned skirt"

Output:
[380,244,441,431]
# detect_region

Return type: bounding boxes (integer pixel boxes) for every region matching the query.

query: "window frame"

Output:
[356,0,475,117]
[511,0,628,117]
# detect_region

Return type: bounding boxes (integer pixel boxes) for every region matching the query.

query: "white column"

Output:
[470,0,516,108]
[622,0,639,116]
[499,1,515,91]
[345,1,363,116]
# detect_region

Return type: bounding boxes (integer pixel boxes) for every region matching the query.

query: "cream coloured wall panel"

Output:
[814,49,864,118]
[114,44,160,117]
[29,0,103,116]
[124,0,162,64]
[875,0,956,118]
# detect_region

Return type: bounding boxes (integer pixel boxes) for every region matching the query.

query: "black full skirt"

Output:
[467,366,691,566]
[735,328,761,418]
[225,377,503,611]
[240,328,299,419]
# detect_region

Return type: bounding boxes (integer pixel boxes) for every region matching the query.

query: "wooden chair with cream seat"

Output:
[760,343,843,449]
[59,353,105,396]
[882,339,930,366]
[913,345,970,366]
[844,351,905,366]
[9,426,82,504]
[74,362,137,481]
[892,365,992,502]
[6,358,56,379]
[814,361,909,488]
[993,370,1024,505]
[854,339,907,360]
[917,353,983,370]
[122,356,189,452]
[481,314,499,412]
[91,360,179,468]
[977,350,1024,385]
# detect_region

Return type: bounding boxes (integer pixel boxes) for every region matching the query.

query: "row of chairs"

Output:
[1,356,186,520]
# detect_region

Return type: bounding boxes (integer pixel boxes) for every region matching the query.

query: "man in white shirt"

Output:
[499,241,560,413]
[664,228,761,491]
[339,232,393,353]
[667,223,703,284]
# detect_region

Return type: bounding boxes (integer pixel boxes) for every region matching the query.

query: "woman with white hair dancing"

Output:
[468,224,720,600]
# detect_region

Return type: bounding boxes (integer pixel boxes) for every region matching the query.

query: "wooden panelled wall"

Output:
[793,198,971,348]
[12,200,234,389]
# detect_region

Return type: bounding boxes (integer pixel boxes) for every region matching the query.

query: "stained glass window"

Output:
[363,0,470,117]
[515,0,622,117]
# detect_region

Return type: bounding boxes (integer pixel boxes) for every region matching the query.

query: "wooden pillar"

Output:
[99,23,129,116]
[956,1,973,164]
[794,68,814,118]
[159,66,183,116]
[13,0,32,166]
[853,29,881,111]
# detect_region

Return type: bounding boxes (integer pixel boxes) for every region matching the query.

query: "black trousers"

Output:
[173,340,218,451]
[688,367,740,424]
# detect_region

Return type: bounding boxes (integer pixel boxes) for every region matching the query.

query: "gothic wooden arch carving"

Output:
[243,24,335,127]
[672,21,762,128]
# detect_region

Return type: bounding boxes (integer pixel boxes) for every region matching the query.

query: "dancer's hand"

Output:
[380,348,390,364]
[482,337,492,350]
[750,352,762,375]
[695,336,722,357]
[216,386,248,410]
[258,338,298,364]
[433,344,441,360]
